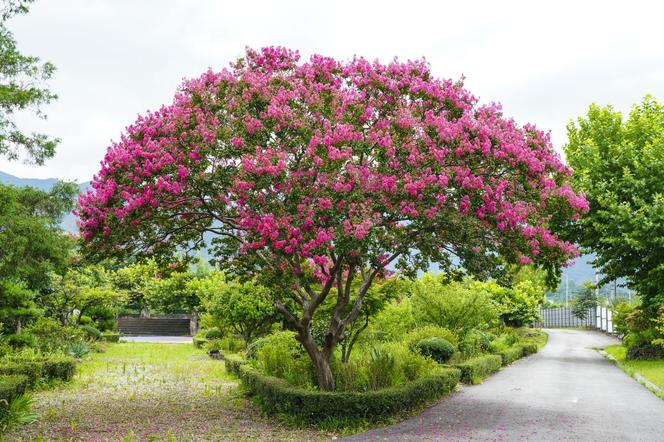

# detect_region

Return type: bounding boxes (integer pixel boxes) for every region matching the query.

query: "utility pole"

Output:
[565,273,569,307]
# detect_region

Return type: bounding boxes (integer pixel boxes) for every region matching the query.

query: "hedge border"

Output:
[226,357,460,421]
[0,356,77,386]
[452,354,502,384]
[498,346,524,366]
[101,332,120,343]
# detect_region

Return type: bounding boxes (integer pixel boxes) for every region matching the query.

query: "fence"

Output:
[533,305,614,334]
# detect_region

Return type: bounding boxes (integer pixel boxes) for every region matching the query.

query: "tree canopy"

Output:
[0,0,59,164]
[564,96,664,312]
[78,47,587,389]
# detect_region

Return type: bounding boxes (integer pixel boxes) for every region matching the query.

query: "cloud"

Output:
[4,0,664,180]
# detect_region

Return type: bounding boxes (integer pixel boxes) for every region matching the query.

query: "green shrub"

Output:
[205,327,223,340]
[25,318,87,353]
[6,333,36,349]
[416,337,455,363]
[219,336,245,353]
[1,393,37,429]
[366,346,399,390]
[255,331,314,388]
[0,375,29,418]
[498,346,523,366]
[193,336,208,349]
[453,354,502,384]
[78,315,93,325]
[489,332,518,353]
[224,354,245,376]
[66,340,91,359]
[459,329,494,357]
[404,325,458,350]
[101,331,120,343]
[237,363,460,422]
[80,325,102,340]
[0,355,77,386]
[411,274,500,337]
[368,297,416,342]
[521,343,538,356]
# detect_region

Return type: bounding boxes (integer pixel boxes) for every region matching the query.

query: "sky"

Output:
[4,0,664,182]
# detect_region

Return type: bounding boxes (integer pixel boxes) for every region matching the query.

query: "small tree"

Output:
[78,47,587,390]
[200,279,280,344]
[0,279,41,333]
[572,283,598,321]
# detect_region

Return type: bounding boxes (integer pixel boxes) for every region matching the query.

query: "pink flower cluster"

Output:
[77,46,587,279]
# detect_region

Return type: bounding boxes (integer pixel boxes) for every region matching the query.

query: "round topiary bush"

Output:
[415,337,455,363]
[205,327,223,340]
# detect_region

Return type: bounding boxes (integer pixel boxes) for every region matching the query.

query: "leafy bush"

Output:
[332,342,439,392]
[219,336,245,353]
[25,318,85,353]
[0,375,29,419]
[254,331,314,388]
[452,354,502,384]
[81,325,102,340]
[225,354,245,376]
[237,363,460,422]
[403,325,458,350]
[498,346,524,366]
[489,332,518,353]
[416,337,455,363]
[192,334,208,349]
[0,393,37,430]
[369,297,416,342]
[459,329,494,357]
[6,333,36,349]
[205,327,223,340]
[521,343,538,356]
[101,331,120,343]
[411,274,500,337]
[0,355,77,386]
[66,340,91,359]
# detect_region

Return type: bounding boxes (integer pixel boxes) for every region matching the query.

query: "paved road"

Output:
[345,329,664,441]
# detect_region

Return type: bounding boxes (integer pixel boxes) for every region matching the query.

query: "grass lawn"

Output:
[604,344,664,397]
[5,343,331,441]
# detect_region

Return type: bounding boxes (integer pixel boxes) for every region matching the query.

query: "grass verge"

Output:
[603,344,664,400]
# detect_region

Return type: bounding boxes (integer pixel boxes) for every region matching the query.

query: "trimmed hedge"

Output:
[0,375,30,417]
[416,337,455,363]
[226,356,460,421]
[236,364,460,421]
[452,354,502,384]
[0,356,77,386]
[499,346,524,366]
[101,331,120,343]
[521,343,538,356]
[193,337,209,349]
[224,354,244,376]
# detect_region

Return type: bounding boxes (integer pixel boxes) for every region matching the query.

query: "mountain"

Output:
[0,170,602,285]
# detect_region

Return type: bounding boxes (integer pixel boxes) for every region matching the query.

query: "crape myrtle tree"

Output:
[77,47,588,390]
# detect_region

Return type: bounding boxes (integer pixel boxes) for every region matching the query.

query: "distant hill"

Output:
[0,170,606,286]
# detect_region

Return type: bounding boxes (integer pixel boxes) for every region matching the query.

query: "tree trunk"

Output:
[298,330,335,391]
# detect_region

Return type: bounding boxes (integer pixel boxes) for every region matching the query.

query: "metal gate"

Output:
[533,306,614,333]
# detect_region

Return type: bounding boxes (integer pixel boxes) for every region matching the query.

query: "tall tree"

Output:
[78,47,587,390]
[564,96,664,314]
[0,0,58,164]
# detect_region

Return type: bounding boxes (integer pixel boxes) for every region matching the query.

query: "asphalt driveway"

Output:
[345,329,664,441]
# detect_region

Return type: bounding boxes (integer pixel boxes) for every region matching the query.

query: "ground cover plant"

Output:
[604,344,664,398]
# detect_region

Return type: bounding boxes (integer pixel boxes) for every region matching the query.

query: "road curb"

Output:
[599,349,664,398]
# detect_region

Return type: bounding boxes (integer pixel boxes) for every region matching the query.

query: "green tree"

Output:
[564,96,664,315]
[0,182,75,292]
[572,283,598,321]
[0,0,59,164]
[200,279,280,344]
[0,279,41,333]
[111,260,160,315]
[43,264,125,326]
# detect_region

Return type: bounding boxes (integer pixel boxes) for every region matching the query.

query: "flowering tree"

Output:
[78,47,587,390]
